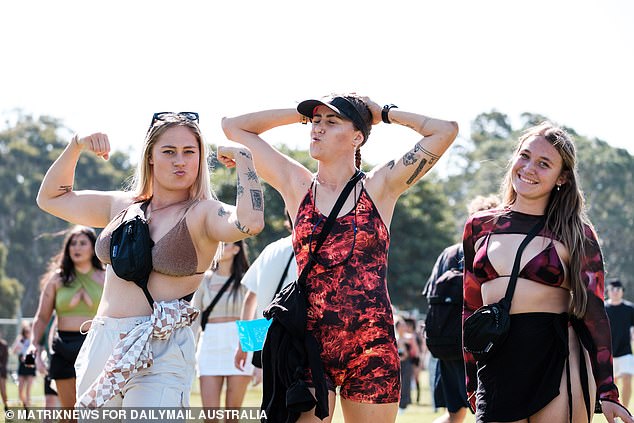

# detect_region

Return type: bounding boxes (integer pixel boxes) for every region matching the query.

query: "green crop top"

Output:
[55,270,103,317]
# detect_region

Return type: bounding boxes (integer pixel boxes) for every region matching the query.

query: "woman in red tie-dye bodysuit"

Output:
[223,95,458,422]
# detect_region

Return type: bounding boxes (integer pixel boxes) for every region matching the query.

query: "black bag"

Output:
[109,202,155,306]
[200,275,234,332]
[463,218,544,362]
[261,170,363,422]
[424,244,464,361]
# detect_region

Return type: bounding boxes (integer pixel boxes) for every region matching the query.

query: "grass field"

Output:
[0,370,478,423]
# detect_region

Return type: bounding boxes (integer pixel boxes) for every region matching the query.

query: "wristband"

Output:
[381,104,398,124]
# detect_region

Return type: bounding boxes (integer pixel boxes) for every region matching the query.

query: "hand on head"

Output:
[76,132,110,160]
[358,96,382,125]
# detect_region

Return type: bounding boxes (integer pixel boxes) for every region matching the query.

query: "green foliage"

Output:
[389,177,455,309]
[0,112,133,316]
[0,242,23,317]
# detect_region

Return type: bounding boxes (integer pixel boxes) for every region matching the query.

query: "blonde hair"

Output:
[129,117,214,202]
[467,194,501,215]
[500,121,591,317]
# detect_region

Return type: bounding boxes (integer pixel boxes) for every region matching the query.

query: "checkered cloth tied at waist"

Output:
[76,299,199,408]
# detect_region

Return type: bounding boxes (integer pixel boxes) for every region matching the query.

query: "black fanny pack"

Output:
[109,201,155,306]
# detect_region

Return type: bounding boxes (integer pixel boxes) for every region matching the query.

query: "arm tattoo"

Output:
[217,206,230,217]
[245,167,258,182]
[235,220,251,235]
[236,175,244,197]
[414,143,440,160]
[406,158,428,185]
[250,189,263,211]
[58,185,72,192]
[402,151,418,166]
[239,150,252,160]
[386,160,395,170]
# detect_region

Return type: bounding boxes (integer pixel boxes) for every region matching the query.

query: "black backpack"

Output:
[424,244,464,361]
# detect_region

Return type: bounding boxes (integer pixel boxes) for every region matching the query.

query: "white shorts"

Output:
[75,315,195,412]
[196,321,253,376]
[614,354,634,377]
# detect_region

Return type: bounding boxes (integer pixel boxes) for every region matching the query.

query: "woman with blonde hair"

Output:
[37,112,264,410]
[462,122,632,422]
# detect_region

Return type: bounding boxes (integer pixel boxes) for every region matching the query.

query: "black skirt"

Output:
[475,312,569,422]
[49,331,86,380]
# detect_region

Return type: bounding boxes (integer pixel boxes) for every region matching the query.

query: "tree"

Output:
[0,112,133,315]
[0,242,23,318]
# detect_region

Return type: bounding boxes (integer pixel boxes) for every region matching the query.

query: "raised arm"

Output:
[365,99,458,201]
[36,133,126,227]
[205,145,265,243]
[221,109,313,205]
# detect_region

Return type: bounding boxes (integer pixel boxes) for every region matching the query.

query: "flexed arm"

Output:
[36,133,121,227]
[206,145,265,242]
[221,110,312,203]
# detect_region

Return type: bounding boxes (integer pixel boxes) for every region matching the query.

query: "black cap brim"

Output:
[297,99,342,119]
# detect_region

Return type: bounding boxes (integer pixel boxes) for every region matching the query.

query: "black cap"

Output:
[297,96,371,143]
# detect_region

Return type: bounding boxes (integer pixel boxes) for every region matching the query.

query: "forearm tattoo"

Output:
[386,160,395,170]
[236,175,244,197]
[402,151,418,166]
[250,189,263,211]
[404,143,441,185]
[235,220,251,235]
[245,167,258,182]
[217,206,230,217]
[406,158,428,185]
[58,185,72,192]
[239,150,252,160]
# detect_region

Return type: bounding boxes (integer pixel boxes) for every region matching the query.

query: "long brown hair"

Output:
[211,240,251,304]
[500,121,591,317]
[129,115,214,202]
[41,226,105,287]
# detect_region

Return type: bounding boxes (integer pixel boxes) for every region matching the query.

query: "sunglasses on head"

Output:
[149,112,199,128]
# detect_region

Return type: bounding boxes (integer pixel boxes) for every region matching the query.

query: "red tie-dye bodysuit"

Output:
[292,179,401,403]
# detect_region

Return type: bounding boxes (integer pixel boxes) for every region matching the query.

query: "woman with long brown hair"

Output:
[462,122,632,422]
[28,226,105,408]
[192,240,251,421]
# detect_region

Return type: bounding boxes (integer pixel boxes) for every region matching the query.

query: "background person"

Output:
[0,330,8,413]
[233,219,297,385]
[223,94,457,422]
[192,240,252,421]
[462,122,632,422]
[605,279,634,408]
[424,194,500,423]
[28,226,105,409]
[396,315,419,413]
[11,322,35,411]
[36,112,264,410]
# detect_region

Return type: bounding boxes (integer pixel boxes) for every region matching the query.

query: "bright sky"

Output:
[1,0,632,167]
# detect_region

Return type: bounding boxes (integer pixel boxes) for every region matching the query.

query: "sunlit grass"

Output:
[1,371,476,423]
